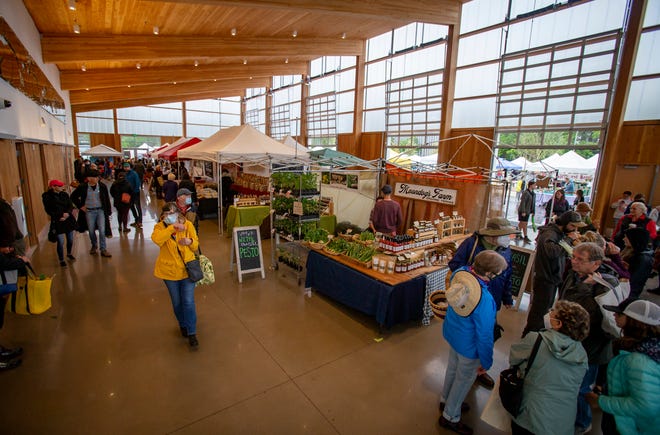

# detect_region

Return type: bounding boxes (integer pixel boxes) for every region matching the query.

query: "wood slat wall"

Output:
[19,142,49,244]
[0,139,21,201]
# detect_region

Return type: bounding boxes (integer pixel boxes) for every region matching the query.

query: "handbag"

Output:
[174,234,203,283]
[121,192,131,204]
[499,334,543,417]
[5,264,52,315]
[592,274,630,337]
[197,254,215,285]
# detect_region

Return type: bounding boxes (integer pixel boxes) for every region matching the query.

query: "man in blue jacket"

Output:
[123,162,143,229]
[449,217,518,389]
[440,250,508,435]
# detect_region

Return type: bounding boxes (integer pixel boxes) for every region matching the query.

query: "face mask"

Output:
[496,236,510,248]
[164,214,178,225]
[184,197,192,205]
[543,312,553,329]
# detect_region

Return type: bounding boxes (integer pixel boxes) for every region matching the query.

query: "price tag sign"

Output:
[293,201,303,216]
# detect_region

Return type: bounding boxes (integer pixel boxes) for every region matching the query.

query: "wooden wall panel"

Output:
[337,133,357,156]
[356,132,384,160]
[617,121,660,164]
[90,133,118,151]
[19,142,48,244]
[0,139,21,200]
[439,127,495,168]
[42,144,72,188]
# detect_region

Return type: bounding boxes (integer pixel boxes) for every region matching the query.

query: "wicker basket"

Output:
[322,246,341,256]
[342,254,372,269]
[429,290,448,320]
[309,241,326,250]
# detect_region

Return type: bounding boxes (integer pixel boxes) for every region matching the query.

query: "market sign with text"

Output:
[394,183,457,205]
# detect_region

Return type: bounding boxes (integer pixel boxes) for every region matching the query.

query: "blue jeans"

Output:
[163,279,197,335]
[85,208,106,250]
[442,347,480,423]
[576,363,599,429]
[56,231,74,260]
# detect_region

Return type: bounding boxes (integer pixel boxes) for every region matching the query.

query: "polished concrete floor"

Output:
[1,191,611,434]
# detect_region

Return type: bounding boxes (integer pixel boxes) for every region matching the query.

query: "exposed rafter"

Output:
[142,0,462,24]
[61,62,307,91]
[70,77,269,105]
[42,35,363,63]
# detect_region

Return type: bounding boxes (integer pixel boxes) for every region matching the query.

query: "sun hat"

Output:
[177,188,192,197]
[479,217,519,236]
[576,202,592,213]
[48,179,65,188]
[446,270,482,317]
[556,210,587,227]
[604,299,660,326]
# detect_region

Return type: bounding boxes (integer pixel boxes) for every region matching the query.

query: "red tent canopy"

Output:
[158,138,202,161]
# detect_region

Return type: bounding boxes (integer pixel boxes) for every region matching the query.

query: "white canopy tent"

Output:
[281,135,309,154]
[80,144,122,157]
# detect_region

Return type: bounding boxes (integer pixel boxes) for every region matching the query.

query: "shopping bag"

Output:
[197,254,215,285]
[593,274,630,337]
[0,269,19,294]
[5,265,52,315]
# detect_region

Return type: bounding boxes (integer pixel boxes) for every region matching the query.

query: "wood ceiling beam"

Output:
[70,77,268,105]
[141,0,462,24]
[42,35,362,63]
[72,89,245,114]
[61,62,307,91]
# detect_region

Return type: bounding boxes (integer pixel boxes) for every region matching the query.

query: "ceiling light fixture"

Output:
[85,88,89,91]
[127,85,131,88]
[194,60,199,67]
[231,28,237,36]
[73,22,80,34]
[136,63,141,70]
[243,59,247,65]
[284,58,289,64]
[341,32,346,39]
[68,0,77,11]
[153,26,159,35]
[81,63,86,72]
[173,82,177,84]
[292,30,298,38]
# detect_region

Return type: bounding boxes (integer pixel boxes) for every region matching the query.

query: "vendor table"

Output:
[305,249,444,328]
[225,205,271,233]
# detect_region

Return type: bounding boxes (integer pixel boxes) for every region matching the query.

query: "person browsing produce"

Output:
[369,185,402,235]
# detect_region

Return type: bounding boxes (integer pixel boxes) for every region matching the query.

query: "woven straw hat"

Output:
[446,270,482,317]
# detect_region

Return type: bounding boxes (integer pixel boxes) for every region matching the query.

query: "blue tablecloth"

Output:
[305,250,426,328]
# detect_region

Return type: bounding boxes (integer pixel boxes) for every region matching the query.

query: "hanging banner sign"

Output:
[394,182,457,205]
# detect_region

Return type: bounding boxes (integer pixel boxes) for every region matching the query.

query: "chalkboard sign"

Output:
[510,245,535,309]
[232,226,265,283]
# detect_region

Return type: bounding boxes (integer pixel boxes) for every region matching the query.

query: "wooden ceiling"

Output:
[21,0,467,112]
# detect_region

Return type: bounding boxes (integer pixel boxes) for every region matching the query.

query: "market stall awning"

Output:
[80,144,122,157]
[157,137,202,161]
[308,148,366,167]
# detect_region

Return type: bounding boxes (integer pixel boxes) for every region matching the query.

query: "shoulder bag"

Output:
[499,334,543,417]
[173,233,203,283]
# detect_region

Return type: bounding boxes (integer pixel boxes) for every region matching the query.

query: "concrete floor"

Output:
[0,190,612,434]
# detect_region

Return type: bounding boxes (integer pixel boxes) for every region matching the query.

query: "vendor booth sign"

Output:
[394,182,457,205]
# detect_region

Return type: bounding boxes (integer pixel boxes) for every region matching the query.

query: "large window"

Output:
[245,88,266,133]
[186,97,241,137]
[270,76,302,140]
[117,103,183,137]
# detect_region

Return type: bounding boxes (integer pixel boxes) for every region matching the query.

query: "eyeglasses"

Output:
[570,255,593,264]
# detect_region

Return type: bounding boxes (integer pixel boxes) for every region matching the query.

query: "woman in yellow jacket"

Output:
[151,202,200,348]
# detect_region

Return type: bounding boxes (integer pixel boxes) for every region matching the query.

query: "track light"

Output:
[231,28,237,36]
[194,60,199,67]
[173,82,177,85]
[68,0,77,11]
[136,63,141,70]
[284,58,289,64]
[341,32,346,39]
[127,85,131,88]
[73,22,80,34]
[292,30,298,38]
[243,59,248,65]
[153,26,159,35]
[81,63,86,72]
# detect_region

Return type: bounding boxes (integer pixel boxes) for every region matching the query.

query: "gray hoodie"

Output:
[510,329,588,435]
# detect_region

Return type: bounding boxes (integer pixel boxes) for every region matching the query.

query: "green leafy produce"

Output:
[304,228,329,243]
[326,237,351,254]
[358,231,375,241]
[344,242,377,262]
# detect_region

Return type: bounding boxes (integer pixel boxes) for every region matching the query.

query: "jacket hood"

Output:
[541,329,588,365]
[635,337,660,364]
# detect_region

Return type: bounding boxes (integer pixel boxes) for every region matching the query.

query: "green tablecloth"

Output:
[225,205,271,233]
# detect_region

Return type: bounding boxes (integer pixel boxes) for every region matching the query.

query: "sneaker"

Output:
[523,236,532,243]
[438,416,473,435]
[135,223,143,229]
[129,222,137,227]
[100,250,112,258]
[439,402,471,413]
[475,372,495,389]
[59,261,67,267]
[67,254,76,261]
[122,227,131,233]
[188,334,199,348]
[90,247,98,255]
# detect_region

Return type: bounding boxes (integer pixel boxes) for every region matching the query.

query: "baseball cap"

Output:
[48,179,65,188]
[604,300,660,326]
[557,211,586,227]
[177,188,192,197]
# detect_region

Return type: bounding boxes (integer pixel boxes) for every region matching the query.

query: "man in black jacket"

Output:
[523,211,584,335]
[71,170,112,258]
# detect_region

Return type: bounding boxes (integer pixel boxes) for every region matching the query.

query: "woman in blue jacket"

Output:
[590,300,660,435]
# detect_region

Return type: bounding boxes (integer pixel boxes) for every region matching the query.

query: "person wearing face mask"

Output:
[508,300,590,435]
[523,211,585,336]
[449,217,518,389]
[151,202,200,349]
[71,169,112,258]
[558,242,619,435]
[175,188,199,234]
[42,180,78,267]
[439,250,508,435]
